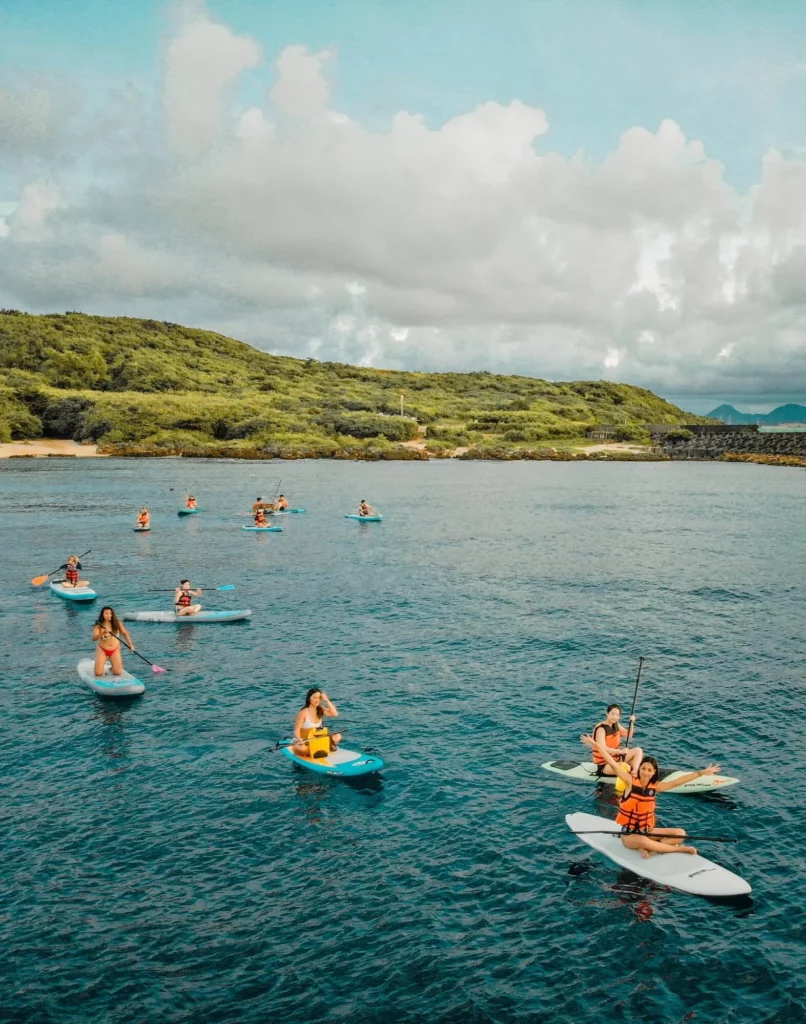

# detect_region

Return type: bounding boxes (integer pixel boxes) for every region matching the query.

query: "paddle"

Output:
[32,549,91,586]
[268,729,349,753]
[118,636,168,674]
[571,830,737,844]
[147,585,236,592]
[626,656,644,746]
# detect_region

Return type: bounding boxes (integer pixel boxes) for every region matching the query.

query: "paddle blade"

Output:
[31,575,48,586]
[151,665,168,674]
[217,585,236,591]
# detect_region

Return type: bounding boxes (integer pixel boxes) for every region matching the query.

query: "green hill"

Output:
[0,310,707,457]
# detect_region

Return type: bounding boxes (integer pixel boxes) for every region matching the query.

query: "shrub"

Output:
[664,428,694,442]
[329,413,419,441]
[41,398,94,439]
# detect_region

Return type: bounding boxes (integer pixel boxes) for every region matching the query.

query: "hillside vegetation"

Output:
[0,311,707,457]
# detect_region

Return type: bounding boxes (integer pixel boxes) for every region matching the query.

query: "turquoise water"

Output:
[2,458,805,1024]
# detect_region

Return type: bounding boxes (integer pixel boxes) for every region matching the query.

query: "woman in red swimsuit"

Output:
[92,606,134,678]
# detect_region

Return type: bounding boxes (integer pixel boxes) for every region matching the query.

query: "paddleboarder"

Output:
[60,554,87,588]
[92,606,134,678]
[291,688,342,758]
[276,494,289,510]
[136,507,150,529]
[185,495,197,510]
[357,500,377,517]
[590,703,643,778]
[174,580,203,616]
[581,732,721,857]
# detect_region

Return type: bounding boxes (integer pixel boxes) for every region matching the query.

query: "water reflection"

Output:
[89,696,139,762]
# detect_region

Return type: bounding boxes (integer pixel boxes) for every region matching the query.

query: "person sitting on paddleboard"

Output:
[137,507,150,528]
[276,494,289,511]
[185,495,197,509]
[581,733,721,858]
[92,606,134,678]
[291,688,342,757]
[358,500,376,517]
[590,704,643,779]
[254,509,268,527]
[174,580,203,616]
[61,554,85,588]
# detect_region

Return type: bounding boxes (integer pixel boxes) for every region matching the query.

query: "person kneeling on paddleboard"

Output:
[581,733,721,858]
[92,606,134,678]
[137,507,150,528]
[291,688,342,758]
[185,495,197,510]
[61,554,86,588]
[591,704,643,779]
[174,580,203,616]
[358,500,377,517]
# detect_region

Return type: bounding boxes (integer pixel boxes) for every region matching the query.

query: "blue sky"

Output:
[2,0,806,408]
[5,0,806,190]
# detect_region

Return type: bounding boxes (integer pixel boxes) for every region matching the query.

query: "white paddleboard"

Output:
[77,658,145,697]
[122,609,251,623]
[566,812,751,897]
[543,760,739,794]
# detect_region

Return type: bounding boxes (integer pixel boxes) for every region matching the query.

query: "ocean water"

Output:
[1,457,805,1024]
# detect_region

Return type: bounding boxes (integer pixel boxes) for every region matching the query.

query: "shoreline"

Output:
[1,440,803,467]
[0,439,107,458]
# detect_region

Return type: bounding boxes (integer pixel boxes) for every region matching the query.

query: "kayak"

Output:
[50,580,97,602]
[77,657,145,697]
[178,508,200,516]
[542,760,740,794]
[280,742,384,777]
[242,525,283,532]
[566,812,751,897]
[345,514,383,522]
[122,609,252,623]
[133,526,151,532]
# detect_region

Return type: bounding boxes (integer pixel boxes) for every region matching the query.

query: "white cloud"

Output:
[1,3,806,400]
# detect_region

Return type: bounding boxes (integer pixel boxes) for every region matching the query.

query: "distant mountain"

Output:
[707,403,806,425]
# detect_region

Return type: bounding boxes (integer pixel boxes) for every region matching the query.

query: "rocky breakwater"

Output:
[662,426,806,463]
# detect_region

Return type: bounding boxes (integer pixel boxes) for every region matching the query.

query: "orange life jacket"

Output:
[65,566,79,584]
[176,592,192,607]
[616,783,656,831]
[591,721,627,764]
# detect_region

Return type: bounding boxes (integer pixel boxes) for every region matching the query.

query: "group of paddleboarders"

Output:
[582,702,720,858]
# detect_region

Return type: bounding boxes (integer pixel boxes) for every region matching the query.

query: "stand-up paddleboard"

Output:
[566,812,751,897]
[77,658,145,697]
[288,508,305,514]
[242,525,283,532]
[50,580,97,602]
[280,741,384,777]
[178,508,200,516]
[122,609,252,623]
[345,514,383,522]
[133,526,151,532]
[543,760,739,794]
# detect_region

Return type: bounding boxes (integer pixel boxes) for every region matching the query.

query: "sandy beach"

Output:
[0,439,107,458]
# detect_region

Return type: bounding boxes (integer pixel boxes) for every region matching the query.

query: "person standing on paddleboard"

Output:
[291,688,342,757]
[92,607,134,678]
[590,704,643,778]
[581,733,721,857]
[174,580,203,616]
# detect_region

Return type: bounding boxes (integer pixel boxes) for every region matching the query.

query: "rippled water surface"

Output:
[2,458,805,1024]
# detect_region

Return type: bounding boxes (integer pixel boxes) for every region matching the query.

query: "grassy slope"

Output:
[0,311,708,454]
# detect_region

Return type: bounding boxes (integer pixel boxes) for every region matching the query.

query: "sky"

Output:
[2,0,806,412]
